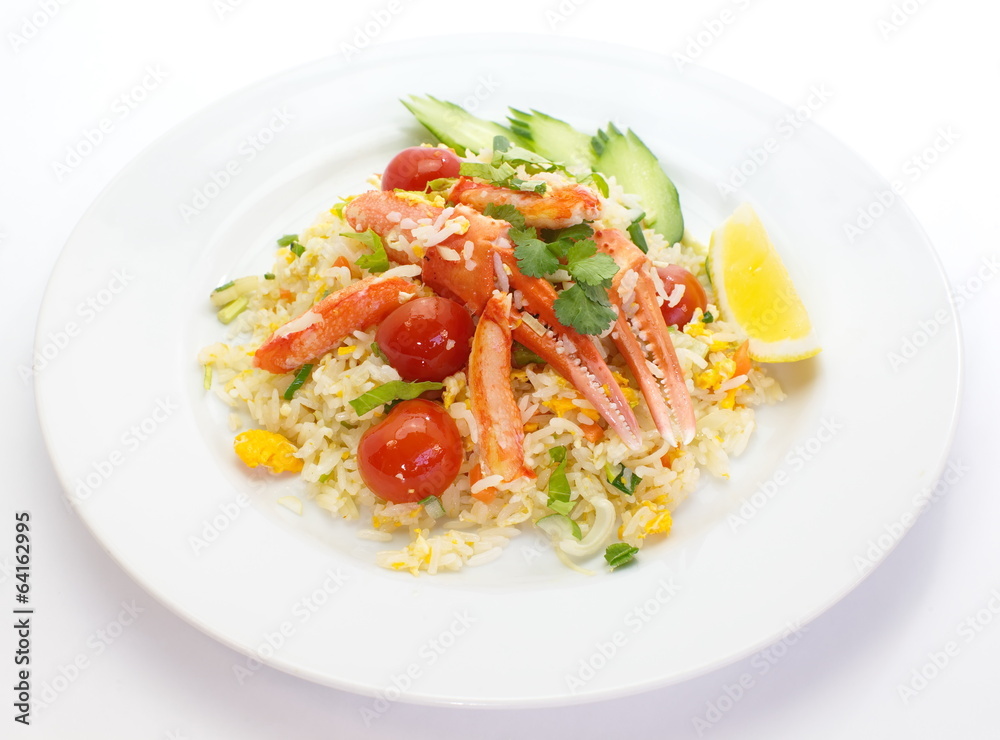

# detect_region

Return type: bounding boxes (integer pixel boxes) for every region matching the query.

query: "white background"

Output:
[3,0,998,738]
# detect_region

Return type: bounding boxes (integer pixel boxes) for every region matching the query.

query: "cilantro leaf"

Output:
[577,281,612,307]
[587,171,610,197]
[544,223,594,243]
[604,542,639,569]
[568,251,618,286]
[483,203,526,230]
[341,229,389,273]
[512,227,559,278]
[348,380,444,417]
[553,284,618,335]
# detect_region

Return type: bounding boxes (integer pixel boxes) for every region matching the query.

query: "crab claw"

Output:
[595,229,696,446]
[344,191,644,449]
[501,255,643,450]
[469,292,533,483]
[253,275,418,374]
[448,177,601,229]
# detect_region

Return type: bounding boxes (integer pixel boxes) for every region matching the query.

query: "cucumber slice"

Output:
[593,124,684,244]
[402,95,525,155]
[507,108,596,169]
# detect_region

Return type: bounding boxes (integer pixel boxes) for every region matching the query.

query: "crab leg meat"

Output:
[596,228,697,445]
[253,275,418,374]
[469,292,533,483]
[343,191,645,449]
[448,177,601,230]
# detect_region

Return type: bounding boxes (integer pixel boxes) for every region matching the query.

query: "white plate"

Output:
[35,37,961,706]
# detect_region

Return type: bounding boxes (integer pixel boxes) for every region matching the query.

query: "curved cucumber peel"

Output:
[507,108,596,169]
[593,125,684,245]
[402,95,526,155]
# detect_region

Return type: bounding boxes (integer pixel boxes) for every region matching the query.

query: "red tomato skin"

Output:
[656,265,709,329]
[381,147,462,192]
[375,297,474,382]
[357,399,463,504]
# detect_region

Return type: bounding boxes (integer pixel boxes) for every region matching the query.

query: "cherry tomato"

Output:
[375,297,474,382]
[381,147,462,192]
[656,265,708,329]
[357,399,463,504]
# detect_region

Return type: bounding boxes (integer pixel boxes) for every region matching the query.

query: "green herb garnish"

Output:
[702,311,714,323]
[511,226,559,278]
[627,213,649,254]
[483,203,526,229]
[217,295,250,324]
[553,285,618,336]
[348,380,444,416]
[263,273,275,280]
[341,229,390,273]
[370,342,389,362]
[546,446,574,516]
[213,280,235,293]
[604,542,639,569]
[605,463,642,496]
[277,234,299,247]
[283,363,314,400]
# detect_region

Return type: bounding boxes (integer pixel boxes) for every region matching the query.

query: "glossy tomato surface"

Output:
[381,147,461,192]
[375,296,474,382]
[656,265,709,328]
[357,399,463,504]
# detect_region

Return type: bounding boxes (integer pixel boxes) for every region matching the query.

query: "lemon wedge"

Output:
[708,204,820,362]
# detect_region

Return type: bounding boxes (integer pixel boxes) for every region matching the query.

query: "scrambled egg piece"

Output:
[611,371,641,408]
[541,397,600,421]
[233,429,303,473]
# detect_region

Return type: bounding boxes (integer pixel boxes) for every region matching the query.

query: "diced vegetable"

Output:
[419,495,446,519]
[592,124,684,245]
[546,446,574,516]
[211,275,259,307]
[512,342,544,368]
[217,295,250,324]
[627,212,649,254]
[341,229,389,273]
[605,463,641,496]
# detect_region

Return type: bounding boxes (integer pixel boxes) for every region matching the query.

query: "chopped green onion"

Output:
[605,463,642,496]
[702,311,714,323]
[202,365,212,390]
[264,273,275,280]
[210,275,259,307]
[319,472,331,483]
[277,234,299,247]
[349,380,444,417]
[290,242,305,257]
[604,542,639,569]
[627,213,649,254]
[536,513,582,541]
[419,495,446,519]
[217,295,250,324]
[283,363,314,400]
[588,171,610,198]
[371,342,389,362]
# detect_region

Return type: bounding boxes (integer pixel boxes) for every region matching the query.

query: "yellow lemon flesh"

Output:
[708,204,820,362]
